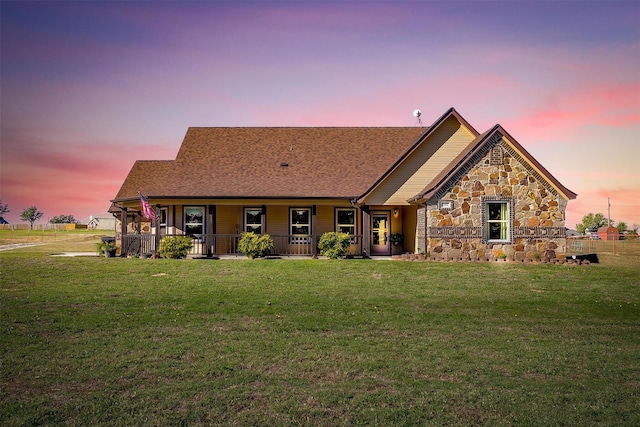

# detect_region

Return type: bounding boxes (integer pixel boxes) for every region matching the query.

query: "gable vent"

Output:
[280,162,289,167]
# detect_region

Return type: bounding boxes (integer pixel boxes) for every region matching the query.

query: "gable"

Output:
[357,111,478,206]
[411,126,577,204]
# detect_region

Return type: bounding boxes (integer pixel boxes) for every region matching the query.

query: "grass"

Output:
[1,235,639,426]
[0,229,112,247]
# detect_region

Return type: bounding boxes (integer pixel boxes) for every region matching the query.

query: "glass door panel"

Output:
[371,212,390,255]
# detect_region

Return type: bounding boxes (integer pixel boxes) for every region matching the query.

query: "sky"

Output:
[1,0,639,229]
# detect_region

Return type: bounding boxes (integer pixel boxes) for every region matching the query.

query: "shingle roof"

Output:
[113,127,427,202]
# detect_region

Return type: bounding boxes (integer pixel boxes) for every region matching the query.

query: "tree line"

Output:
[0,200,79,229]
[575,212,637,235]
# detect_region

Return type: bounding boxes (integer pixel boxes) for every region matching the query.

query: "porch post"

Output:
[120,207,127,257]
[206,205,215,257]
[154,204,161,252]
[361,205,370,258]
[136,212,142,234]
[311,205,317,258]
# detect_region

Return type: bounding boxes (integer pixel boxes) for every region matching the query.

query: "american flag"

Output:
[140,193,156,220]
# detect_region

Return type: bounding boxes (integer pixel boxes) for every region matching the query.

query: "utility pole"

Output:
[607,197,611,226]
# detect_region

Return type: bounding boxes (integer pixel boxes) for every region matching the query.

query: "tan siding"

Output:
[266,206,289,235]
[365,117,475,205]
[216,206,243,234]
[403,205,417,254]
[316,206,335,235]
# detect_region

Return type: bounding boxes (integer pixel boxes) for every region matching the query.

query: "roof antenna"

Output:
[413,109,422,126]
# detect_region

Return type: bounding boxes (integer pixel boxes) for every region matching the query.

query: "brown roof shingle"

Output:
[113,127,427,201]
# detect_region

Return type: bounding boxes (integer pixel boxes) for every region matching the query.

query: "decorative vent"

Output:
[490,146,504,165]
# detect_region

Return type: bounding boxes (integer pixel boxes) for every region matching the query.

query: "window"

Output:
[486,201,509,241]
[440,200,454,210]
[184,207,204,236]
[336,208,356,235]
[159,207,168,235]
[290,208,311,242]
[244,208,262,234]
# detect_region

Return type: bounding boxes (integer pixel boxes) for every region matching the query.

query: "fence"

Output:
[0,223,87,231]
[568,237,640,257]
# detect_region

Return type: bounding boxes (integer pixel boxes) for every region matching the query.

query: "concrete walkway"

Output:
[51,252,98,257]
[0,243,47,251]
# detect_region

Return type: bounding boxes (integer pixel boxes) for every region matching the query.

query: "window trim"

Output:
[335,208,356,235]
[184,206,205,237]
[482,197,514,243]
[243,207,263,234]
[158,207,168,235]
[290,207,311,243]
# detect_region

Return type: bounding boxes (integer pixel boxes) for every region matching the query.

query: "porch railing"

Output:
[120,233,364,257]
[121,234,155,256]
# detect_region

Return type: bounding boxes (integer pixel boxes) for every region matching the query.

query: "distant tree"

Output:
[20,206,44,229]
[616,221,628,234]
[0,199,9,215]
[49,214,79,224]
[576,213,609,234]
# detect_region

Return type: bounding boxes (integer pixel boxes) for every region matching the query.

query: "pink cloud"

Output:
[505,82,640,143]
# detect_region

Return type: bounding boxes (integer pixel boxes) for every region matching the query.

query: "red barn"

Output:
[597,226,619,240]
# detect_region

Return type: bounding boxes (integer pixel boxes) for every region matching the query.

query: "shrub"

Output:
[158,236,193,259]
[318,232,351,259]
[238,232,274,259]
[95,241,117,257]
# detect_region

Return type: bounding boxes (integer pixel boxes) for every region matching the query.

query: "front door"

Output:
[371,211,390,255]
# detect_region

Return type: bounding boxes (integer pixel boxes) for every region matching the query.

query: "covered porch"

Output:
[113,200,416,258]
[119,233,364,258]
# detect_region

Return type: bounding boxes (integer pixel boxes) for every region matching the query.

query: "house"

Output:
[87,214,117,231]
[110,108,577,259]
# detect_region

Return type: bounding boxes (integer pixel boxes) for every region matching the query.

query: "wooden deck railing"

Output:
[120,233,364,257]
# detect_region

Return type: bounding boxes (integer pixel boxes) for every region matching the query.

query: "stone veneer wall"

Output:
[425,134,568,261]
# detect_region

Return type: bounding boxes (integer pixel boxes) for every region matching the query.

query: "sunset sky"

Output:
[1,1,639,229]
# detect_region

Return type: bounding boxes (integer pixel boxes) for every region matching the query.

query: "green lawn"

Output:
[1,239,639,426]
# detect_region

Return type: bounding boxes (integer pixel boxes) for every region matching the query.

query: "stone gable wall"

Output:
[426,138,567,261]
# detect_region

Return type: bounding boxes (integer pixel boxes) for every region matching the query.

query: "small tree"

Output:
[318,232,351,259]
[616,221,628,234]
[20,206,44,229]
[0,199,9,216]
[50,214,79,224]
[576,213,609,234]
[238,232,274,259]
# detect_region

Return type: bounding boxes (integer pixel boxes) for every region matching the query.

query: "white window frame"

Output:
[244,207,263,234]
[159,207,168,235]
[336,208,356,235]
[485,201,510,242]
[290,208,311,243]
[184,206,205,237]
